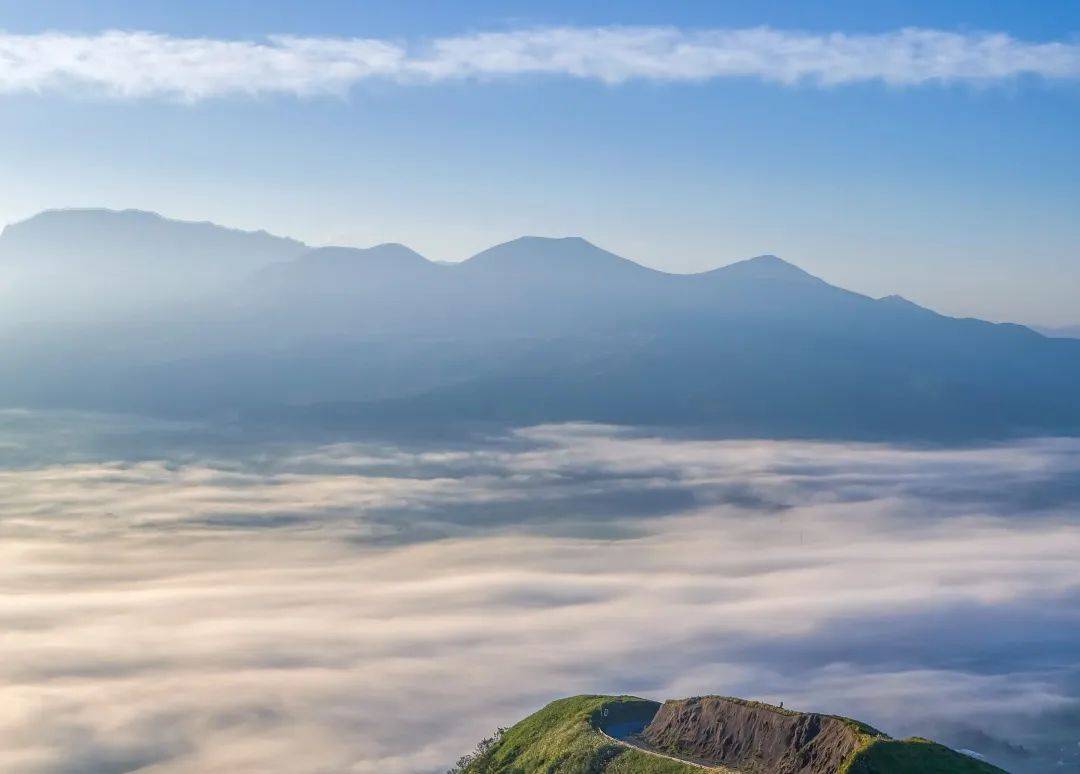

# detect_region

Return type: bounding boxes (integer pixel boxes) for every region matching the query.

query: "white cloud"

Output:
[1,420,1079,771]
[0,30,403,99]
[0,26,1078,100]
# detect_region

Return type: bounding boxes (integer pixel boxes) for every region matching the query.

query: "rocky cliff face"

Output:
[641,696,868,774]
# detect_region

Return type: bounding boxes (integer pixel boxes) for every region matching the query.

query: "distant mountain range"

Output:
[2,208,1078,441]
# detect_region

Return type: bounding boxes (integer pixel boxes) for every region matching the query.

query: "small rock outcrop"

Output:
[641,696,868,774]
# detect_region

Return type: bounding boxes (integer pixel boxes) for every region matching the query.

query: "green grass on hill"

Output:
[457,694,1007,774]
[460,695,702,773]
[845,737,1006,773]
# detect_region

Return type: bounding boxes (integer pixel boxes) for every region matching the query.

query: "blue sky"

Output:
[1,0,1078,325]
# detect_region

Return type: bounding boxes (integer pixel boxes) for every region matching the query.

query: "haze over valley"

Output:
[2,208,1078,442]
[3,414,1079,772]
[0,207,1077,772]
[3,3,1079,772]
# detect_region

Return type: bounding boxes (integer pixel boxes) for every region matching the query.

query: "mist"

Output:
[4,6,1080,771]
[3,209,1079,443]
[2,412,1077,772]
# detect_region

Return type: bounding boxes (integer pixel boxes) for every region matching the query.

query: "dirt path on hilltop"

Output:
[598,727,737,772]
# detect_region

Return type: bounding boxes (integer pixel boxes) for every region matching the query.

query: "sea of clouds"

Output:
[1,411,1078,772]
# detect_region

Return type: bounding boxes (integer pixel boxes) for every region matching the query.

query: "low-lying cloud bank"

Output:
[1,415,1078,772]
[1,26,1079,99]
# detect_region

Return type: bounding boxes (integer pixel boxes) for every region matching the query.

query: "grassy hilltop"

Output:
[456,696,700,773]
[454,695,1007,774]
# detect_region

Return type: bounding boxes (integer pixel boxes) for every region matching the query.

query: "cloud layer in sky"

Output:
[1,26,1078,99]
[1,415,1078,772]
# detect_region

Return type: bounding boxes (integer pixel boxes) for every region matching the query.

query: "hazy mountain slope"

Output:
[253,243,435,292]
[1,209,1078,441]
[241,235,670,338]
[0,208,303,268]
[458,695,1006,773]
[261,241,1080,440]
[0,208,306,320]
[345,315,1077,440]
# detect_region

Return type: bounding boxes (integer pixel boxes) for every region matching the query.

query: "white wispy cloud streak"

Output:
[0,26,1078,100]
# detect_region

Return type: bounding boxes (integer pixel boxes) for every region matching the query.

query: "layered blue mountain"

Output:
[0,208,305,318]
[1,209,1077,441]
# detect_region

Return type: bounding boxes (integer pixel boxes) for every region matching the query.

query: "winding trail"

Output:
[597,728,736,772]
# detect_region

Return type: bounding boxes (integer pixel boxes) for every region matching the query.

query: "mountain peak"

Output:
[3,207,160,237]
[513,235,590,245]
[477,235,598,256]
[746,253,785,264]
[877,294,939,317]
[739,254,803,270]
[281,243,431,274]
[2,207,305,251]
[707,253,820,282]
[462,235,648,276]
[354,242,429,263]
[21,207,163,222]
